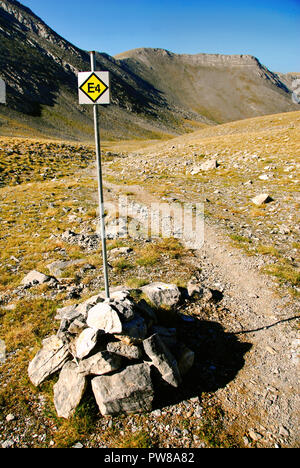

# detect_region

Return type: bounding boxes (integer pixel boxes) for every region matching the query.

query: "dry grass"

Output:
[104,110,300,294]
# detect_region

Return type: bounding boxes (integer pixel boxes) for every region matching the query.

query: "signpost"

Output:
[78,52,110,298]
[0,78,6,104]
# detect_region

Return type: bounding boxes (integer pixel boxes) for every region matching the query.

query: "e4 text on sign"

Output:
[78,71,110,105]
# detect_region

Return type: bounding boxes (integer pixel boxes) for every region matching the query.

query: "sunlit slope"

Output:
[116,48,299,124]
[105,110,300,293]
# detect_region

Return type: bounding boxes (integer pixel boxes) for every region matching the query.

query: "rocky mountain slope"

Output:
[0,0,299,141]
[0,0,187,140]
[116,48,298,124]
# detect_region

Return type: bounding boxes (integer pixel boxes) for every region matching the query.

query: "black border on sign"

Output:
[79,72,109,103]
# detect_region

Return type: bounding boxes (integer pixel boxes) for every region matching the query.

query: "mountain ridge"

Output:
[0,0,299,140]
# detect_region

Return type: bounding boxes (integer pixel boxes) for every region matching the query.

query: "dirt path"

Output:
[100,176,300,447]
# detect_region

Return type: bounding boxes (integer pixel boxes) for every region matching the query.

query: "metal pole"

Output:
[90,51,110,299]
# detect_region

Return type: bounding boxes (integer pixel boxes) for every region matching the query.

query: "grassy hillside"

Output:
[105,110,300,294]
[0,111,299,447]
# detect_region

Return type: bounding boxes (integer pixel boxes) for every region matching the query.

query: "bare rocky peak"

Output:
[1,0,80,57]
[117,47,261,67]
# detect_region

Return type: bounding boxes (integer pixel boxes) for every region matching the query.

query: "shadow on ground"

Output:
[152,315,252,409]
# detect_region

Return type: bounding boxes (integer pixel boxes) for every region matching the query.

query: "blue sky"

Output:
[22,0,300,72]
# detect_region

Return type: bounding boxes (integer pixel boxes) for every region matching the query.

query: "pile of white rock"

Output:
[28,283,195,419]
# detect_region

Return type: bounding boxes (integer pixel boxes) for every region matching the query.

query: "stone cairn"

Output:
[28,283,195,419]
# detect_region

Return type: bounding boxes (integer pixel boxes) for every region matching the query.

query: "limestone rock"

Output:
[112,298,136,322]
[75,328,98,359]
[109,247,133,256]
[200,159,219,171]
[28,335,70,386]
[75,294,104,319]
[191,160,218,174]
[122,313,147,340]
[87,302,122,333]
[175,343,195,376]
[251,193,273,206]
[141,282,181,308]
[151,326,177,348]
[21,270,51,287]
[55,304,79,321]
[107,341,142,360]
[68,318,86,335]
[47,259,83,278]
[78,351,122,376]
[187,280,203,298]
[143,334,182,387]
[53,361,86,419]
[136,299,158,324]
[91,363,154,415]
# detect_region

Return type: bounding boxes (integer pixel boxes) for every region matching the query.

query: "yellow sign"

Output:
[79,72,109,103]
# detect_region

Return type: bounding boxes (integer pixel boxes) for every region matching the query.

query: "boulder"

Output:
[55,304,79,321]
[151,326,177,348]
[109,247,133,256]
[68,319,86,335]
[112,298,136,322]
[87,302,122,334]
[107,341,142,360]
[78,351,122,376]
[28,335,70,386]
[143,334,182,387]
[46,260,83,278]
[75,294,104,319]
[251,193,273,206]
[174,343,195,376]
[53,361,86,419]
[136,299,158,324]
[187,280,203,298]
[21,270,51,287]
[190,160,218,174]
[122,313,147,340]
[200,159,219,171]
[91,363,154,415]
[141,283,181,308]
[75,328,98,359]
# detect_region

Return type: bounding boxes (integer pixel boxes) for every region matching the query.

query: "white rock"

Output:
[28,335,70,386]
[21,270,51,286]
[75,294,104,318]
[142,282,181,308]
[54,361,86,419]
[5,414,15,422]
[87,302,122,333]
[75,328,98,359]
[251,193,273,206]
[199,159,219,171]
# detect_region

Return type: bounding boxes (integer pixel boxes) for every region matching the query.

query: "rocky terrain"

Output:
[0,0,299,450]
[0,0,299,142]
[0,109,299,448]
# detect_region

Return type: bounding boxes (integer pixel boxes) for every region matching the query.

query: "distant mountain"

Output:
[0,0,185,140]
[0,0,298,141]
[115,48,298,124]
